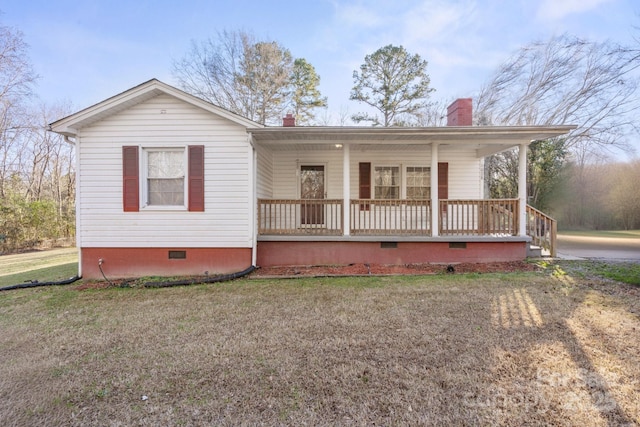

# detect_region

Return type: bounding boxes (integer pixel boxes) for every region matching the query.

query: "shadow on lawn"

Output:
[486,268,636,425]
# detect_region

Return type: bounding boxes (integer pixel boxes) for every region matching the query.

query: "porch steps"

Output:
[527,244,543,258]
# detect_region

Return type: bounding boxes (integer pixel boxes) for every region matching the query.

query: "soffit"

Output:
[249,125,576,156]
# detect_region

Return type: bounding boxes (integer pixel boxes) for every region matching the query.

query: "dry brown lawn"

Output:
[1,267,639,426]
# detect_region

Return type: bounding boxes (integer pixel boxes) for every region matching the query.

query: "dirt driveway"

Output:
[557,234,640,262]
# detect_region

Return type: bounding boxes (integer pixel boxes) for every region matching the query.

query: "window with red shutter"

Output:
[124,145,205,211]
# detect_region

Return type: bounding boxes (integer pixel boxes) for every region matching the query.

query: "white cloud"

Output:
[334,2,384,28]
[536,0,615,21]
[401,0,477,44]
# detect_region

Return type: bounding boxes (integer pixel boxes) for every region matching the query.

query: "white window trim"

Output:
[141,146,188,211]
[404,164,431,200]
[297,162,328,199]
[371,164,432,200]
[372,164,401,200]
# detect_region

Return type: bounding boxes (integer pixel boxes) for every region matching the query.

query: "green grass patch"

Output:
[0,262,78,287]
[557,260,640,285]
[43,288,79,309]
[0,248,77,276]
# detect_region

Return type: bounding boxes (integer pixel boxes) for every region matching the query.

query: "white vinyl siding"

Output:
[77,93,251,248]
[255,144,274,198]
[440,149,484,199]
[271,149,343,199]
[268,145,482,201]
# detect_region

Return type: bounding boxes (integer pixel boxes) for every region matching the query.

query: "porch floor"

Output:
[257,235,531,242]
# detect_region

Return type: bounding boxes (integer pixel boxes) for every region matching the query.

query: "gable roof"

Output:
[49,79,263,137]
[49,78,576,158]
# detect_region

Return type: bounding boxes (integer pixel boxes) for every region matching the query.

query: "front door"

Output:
[300,165,325,225]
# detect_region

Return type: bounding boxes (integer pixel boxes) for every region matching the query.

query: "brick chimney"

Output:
[446,98,473,126]
[283,113,295,127]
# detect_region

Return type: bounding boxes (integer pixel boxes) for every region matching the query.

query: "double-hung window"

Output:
[406,166,431,200]
[374,166,400,199]
[122,145,204,212]
[145,148,186,207]
[360,163,443,203]
[370,165,431,200]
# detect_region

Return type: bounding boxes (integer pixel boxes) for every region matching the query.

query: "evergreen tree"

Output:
[290,58,327,125]
[350,45,433,126]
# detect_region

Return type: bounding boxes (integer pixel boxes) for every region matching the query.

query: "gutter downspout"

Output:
[62,133,83,278]
[248,133,258,268]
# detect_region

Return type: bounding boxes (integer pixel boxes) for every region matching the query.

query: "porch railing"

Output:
[439,199,519,236]
[526,205,557,257]
[257,199,343,235]
[350,199,431,235]
[259,198,524,237]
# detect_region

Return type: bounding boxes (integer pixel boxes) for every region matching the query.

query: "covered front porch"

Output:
[249,125,571,266]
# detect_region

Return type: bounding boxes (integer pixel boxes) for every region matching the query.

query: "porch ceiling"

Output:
[249,125,576,157]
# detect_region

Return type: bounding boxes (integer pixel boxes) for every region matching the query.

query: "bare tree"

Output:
[476,34,640,153]
[556,158,640,230]
[0,21,37,198]
[398,100,449,127]
[173,30,326,126]
[608,159,640,230]
[173,30,253,117]
[237,40,293,125]
[316,105,353,126]
[0,19,76,250]
[478,34,640,225]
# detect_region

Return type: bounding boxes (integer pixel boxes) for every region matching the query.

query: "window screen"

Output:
[406,166,431,200]
[374,166,400,199]
[147,149,185,206]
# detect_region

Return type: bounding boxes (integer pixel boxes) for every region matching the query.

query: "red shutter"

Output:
[437,162,448,200]
[188,145,205,212]
[122,146,139,212]
[438,162,448,212]
[359,162,371,211]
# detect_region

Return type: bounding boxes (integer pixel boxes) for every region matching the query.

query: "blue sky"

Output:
[2,0,639,127]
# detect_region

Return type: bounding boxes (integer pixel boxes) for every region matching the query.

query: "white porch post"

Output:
[343,143,350,236]
[431,142,439,237]
[518,143,527,236]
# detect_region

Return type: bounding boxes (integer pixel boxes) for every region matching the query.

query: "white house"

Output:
[50,79,574,279]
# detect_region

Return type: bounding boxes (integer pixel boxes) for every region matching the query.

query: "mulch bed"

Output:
[74,261,538,289]
[250,261,539,278]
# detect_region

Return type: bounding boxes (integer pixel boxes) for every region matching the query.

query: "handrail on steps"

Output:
[526,205,557,257]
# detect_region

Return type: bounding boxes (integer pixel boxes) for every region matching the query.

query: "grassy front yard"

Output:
[1,265,639,426]
[0,248,78,287]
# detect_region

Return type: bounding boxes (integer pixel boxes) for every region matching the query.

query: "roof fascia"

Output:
[248,125,577,144]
